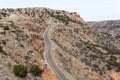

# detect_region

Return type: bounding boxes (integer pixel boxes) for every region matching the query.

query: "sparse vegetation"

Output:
[109,55,117,61]
[101,46,120,54]
[45,9,83,25]
[4,25,9,30]
[106,55,120,71]
[85,41,120,55]
[2,40,6,45]
[106,64,112,70]
[89,54,99,59]
[0,7,119,80]
[0,46,7,55]
[84,41,102,54]
[14,65,28,78]
[106,61,120,71]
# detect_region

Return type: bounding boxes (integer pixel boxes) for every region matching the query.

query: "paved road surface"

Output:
[44,26,68,80]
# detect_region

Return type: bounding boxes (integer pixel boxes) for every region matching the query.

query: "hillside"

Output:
[0,8,58,80]
[0,7,84,80]
[49,16,120,79]
[88,20,120,36]
[0,8,120,80]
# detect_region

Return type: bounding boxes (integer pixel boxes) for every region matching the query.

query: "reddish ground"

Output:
[107,70,120,80]
[43,67,59,80]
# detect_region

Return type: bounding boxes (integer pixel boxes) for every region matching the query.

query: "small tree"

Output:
[30,65,43,77]
[14,65,28,78]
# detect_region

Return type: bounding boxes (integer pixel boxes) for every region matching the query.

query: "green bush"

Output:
[4,25,9,30]
[30,65,43,76]
[14,65,28,78]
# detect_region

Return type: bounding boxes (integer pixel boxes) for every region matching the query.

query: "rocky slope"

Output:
[88,20,120,36]
[0,7,83,80]
[0,8,120,80]
[0,8,57,80]
[49,15,120,79]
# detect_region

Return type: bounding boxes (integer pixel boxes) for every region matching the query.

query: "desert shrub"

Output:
[2,40,6,45]
[1,12,6,17]
[106,60,120,71]
[4,25,9,30]
[110,55,117,61]
[14,65,28,78]
[30,65,43,76]
[106,64,112,70]
[101,46,120,54]
[89,54,99,59]
[0,46,7,55]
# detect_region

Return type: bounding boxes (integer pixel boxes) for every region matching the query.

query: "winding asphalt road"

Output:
[44,26,68,80]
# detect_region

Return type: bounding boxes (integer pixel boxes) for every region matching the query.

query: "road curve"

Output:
[43,26,68,80]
